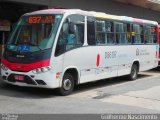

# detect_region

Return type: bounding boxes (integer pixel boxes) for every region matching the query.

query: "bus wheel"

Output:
[129,64,138,80]
[59,73,74,96]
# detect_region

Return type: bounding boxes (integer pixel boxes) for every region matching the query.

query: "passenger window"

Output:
[55,14,84,56]
[144,25,151,44]
[132,24,142,44]
[95,20,115,45]
[96,20,105,45]
[144,25,157,44]
[105,21,115,44]
[140,25,144,43]
[115,22,127,44]
[150,26,157,43]
[126,23,131,43]
[87,17,96,45]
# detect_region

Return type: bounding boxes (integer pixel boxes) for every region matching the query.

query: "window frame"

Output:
[55,14,85,56]
[86,17,158,47]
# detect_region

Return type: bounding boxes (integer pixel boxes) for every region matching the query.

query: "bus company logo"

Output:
[16,55,25,58]
[136,48,149,56]
[136,48,139,56]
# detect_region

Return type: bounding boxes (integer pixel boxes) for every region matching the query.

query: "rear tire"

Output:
[58,73,74,96]
[129,64,138,80]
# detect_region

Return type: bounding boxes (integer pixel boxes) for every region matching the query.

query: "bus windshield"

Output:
[7,14,62,52]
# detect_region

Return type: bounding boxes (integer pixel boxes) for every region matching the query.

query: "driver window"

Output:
[55,14,84,56]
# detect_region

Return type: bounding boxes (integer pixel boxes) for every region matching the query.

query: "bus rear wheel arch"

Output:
[129,61,139,80]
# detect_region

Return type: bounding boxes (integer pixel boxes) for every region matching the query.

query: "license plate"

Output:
[14,75,24,81]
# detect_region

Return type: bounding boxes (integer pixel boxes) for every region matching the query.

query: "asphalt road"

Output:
[0,68,160,114]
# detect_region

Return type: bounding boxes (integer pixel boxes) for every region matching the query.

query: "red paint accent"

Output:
[96,54,100,67]
[33,9,66,14]
[133,18,143,24]
[2,58,50,72]
[156,51,157,58]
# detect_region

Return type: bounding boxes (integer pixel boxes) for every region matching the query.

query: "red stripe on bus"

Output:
[96,54,100,67]
[156,51,159,58]
[1,57,50,72]
[133,18,143,24]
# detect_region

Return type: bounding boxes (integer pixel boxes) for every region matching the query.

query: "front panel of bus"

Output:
[1,14,63,88]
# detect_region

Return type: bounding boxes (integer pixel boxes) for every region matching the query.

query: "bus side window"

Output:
[115,22,127,44]
[74,23,84,45]
[126,23,131,43]
[55,14,84,56]
[95,20,105,45]
[105,21,115,44]
[151,26,157,43]
[66,22,76,50]
[144,25,151,44]
[140,25,144,43]
[55,21,68,56]
[132,24,142,44]
[87,17,96,45]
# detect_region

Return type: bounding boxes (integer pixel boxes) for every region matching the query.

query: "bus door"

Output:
[55,14,85,80]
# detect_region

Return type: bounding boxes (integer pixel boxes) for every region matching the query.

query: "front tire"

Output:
[129,64,138,80]
[58,73,75,96]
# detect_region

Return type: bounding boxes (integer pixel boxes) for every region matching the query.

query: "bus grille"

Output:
[7,74,37,85]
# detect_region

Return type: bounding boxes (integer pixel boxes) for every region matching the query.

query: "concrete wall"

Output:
[6,0,160,22]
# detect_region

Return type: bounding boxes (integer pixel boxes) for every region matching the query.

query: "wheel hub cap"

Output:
[63,79,72,91]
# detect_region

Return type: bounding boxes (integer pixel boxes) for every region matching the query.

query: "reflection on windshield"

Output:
[7,14,62,52]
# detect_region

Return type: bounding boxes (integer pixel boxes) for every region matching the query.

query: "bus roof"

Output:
[25,8,158,25]
[94,12,158,25]
[25,8,67,15]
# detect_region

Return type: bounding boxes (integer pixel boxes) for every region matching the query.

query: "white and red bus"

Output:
[1,9,159,95]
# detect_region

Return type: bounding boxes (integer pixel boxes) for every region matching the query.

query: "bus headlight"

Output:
[32,66,51,74]
[1,63,9,71]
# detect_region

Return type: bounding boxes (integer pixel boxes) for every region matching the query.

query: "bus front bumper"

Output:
[1,68,61,89]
